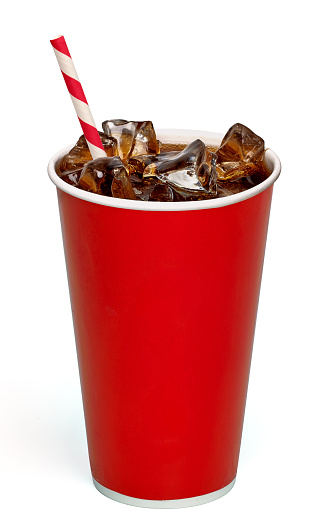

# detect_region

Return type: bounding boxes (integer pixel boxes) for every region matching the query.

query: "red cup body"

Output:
[56,183,273,501]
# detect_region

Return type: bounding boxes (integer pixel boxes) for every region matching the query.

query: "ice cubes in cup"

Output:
[56,121,271,201]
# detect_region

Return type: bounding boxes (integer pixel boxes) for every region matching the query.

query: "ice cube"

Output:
[128,151,180,175]
[216,123,266,182]
[149,183,175,202]
[143,139,217,195]
[216,170,269,196]
[129,174,159,201]
[111,170,137,200]
[102,120,160,162]
[56,133,117,174]
[55,166,81,186]
[77,156,136,199]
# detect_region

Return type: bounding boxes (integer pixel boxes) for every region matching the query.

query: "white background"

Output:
[1,0,323,529]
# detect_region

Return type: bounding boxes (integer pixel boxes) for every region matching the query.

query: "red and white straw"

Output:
[50,35,106,160]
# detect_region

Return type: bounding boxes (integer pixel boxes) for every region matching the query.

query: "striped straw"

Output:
[50,35,106,160]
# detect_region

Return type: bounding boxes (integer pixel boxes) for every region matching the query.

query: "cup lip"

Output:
[47,128,281,211]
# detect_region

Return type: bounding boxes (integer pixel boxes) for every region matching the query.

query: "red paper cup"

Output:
[48,129,281,508]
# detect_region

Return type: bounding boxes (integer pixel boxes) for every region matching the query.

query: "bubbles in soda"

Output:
[56,121,271,201]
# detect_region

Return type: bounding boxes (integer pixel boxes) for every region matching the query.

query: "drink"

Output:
[55,121,271,202]
[48,128,280,507]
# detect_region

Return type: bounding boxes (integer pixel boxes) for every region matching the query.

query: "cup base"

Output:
[92,477,236,508]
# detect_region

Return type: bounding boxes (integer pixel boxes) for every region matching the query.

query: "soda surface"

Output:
[56,122,271,202]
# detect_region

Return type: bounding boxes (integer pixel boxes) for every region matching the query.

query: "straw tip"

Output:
[50,35,71,57]
[50,35,64,43]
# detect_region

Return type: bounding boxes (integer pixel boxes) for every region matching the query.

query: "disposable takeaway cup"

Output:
[47,129,281,508]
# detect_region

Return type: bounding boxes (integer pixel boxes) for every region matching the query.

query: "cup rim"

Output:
[47,128,281,211]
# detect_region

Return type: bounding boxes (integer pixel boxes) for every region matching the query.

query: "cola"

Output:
[55,121,270,201]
